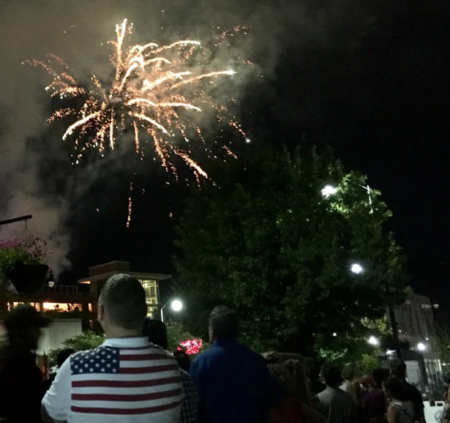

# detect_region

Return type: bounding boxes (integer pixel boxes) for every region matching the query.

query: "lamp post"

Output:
[160,298,183,322]
[0,215,32,226]
[387,301,402,359]
[349,262,402,358]
[321,183,373,213]
[322,183,402,359]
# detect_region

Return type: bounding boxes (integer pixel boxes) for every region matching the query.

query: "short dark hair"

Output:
[100,274,147,329]
[143,318,168,350]
[57,348,75,368]
[390,359,407,380]
[322,363,342,388]
[384,376,407,400]
[209,305,239,339]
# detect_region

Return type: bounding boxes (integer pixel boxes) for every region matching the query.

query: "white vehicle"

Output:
[424,400,445,422]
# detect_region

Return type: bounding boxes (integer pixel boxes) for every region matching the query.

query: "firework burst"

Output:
[29,19,248,182]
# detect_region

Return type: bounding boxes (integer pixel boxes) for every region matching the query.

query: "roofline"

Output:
[78,271,172,285]
[408,293,430,302]
[89,261,130,270]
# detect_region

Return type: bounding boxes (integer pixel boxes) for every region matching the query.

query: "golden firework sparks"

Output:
[29,19,248,179]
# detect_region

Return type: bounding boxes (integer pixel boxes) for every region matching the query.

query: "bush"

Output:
[166,321,209,354]
[0,238,49,285]
[47,331,104,369]
[357,353,379,375]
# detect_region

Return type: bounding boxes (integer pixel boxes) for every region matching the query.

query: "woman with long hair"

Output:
[263,352,326,423]
[383,376,415,423]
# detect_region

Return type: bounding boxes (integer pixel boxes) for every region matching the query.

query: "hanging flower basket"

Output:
[0,238,50,293]
[6,263,49,293]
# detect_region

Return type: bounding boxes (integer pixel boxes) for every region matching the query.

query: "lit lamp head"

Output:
[417,342,426,352]
[48,270,55,288]
[351,263,364,274]
[321,185,337,198]
[368,336,379,346]
[171,299,183,312]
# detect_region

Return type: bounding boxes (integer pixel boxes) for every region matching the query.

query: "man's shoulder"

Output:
[190,343,231,376]
[70,345,106,361]
[405,382,421,393]
[242,344,266,360]
[70,344,175,362]
[317,388,332,400]
[192,344,221,363]
[404,382,424,404]
[193,341,263,364]
[404,382,423,398]
[338,388,355,403]
[318,388,352,403]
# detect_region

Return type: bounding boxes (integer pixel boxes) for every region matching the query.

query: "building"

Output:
[78,261,171,319]
[384,293,443,400]
[2,261,170,329]
[3,283,93,324]
[390,293,439,352]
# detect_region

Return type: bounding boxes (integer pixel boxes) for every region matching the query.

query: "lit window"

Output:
[42,302,82,312]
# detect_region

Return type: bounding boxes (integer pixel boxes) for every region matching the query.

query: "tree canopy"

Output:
[47,331,105,368]
[175,147,408,356]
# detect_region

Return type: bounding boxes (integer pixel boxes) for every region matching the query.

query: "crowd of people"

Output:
[0,273,441,422]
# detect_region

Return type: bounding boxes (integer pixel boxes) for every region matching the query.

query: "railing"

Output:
[40,285,81,295]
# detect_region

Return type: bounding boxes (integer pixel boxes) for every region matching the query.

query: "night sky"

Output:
[0,0,449,319]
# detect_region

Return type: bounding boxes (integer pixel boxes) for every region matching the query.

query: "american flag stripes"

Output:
[69,342,183,416]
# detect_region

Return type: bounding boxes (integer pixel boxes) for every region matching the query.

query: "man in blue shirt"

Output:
[189,305,278,423]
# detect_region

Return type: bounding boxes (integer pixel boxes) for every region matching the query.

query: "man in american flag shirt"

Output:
[42,274,183,423]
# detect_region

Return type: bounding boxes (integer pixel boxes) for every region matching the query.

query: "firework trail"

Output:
[29,19,249,182]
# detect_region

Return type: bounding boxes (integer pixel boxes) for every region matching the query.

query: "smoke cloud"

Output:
[0,0,378,273]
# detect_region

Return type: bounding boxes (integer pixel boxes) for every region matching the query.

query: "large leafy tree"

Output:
[175,148,408,356]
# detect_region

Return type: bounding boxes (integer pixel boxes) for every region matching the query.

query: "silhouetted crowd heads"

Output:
[0,275,438,423]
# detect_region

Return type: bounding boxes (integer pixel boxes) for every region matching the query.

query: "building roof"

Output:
[78,272,171,284]
[77,261,171,285]
[408,293,432,304]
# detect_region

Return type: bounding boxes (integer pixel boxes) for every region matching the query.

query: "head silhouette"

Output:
[208,305,239,342]
[98,274,147,336]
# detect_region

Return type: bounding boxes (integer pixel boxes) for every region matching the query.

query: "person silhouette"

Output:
[0,305,51,423]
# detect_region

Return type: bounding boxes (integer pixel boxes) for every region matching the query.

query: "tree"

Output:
[175,147,408,356]
[166,321,196,351]
[436,324,450,365]
[357,353,379,375]
[165,321,210,354]
[48,331,104,368]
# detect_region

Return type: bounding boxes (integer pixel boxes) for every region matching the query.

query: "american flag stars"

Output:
[71,347,120,376]
[45,339,183,418]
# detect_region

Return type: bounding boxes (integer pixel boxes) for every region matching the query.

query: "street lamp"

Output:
[351,263,364,274]
[368,336,379,346]
[160,298,183,322]
[417,342,427,352]
[321,185,337,198]
[48,270,55,288]
[171,299,183,312]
